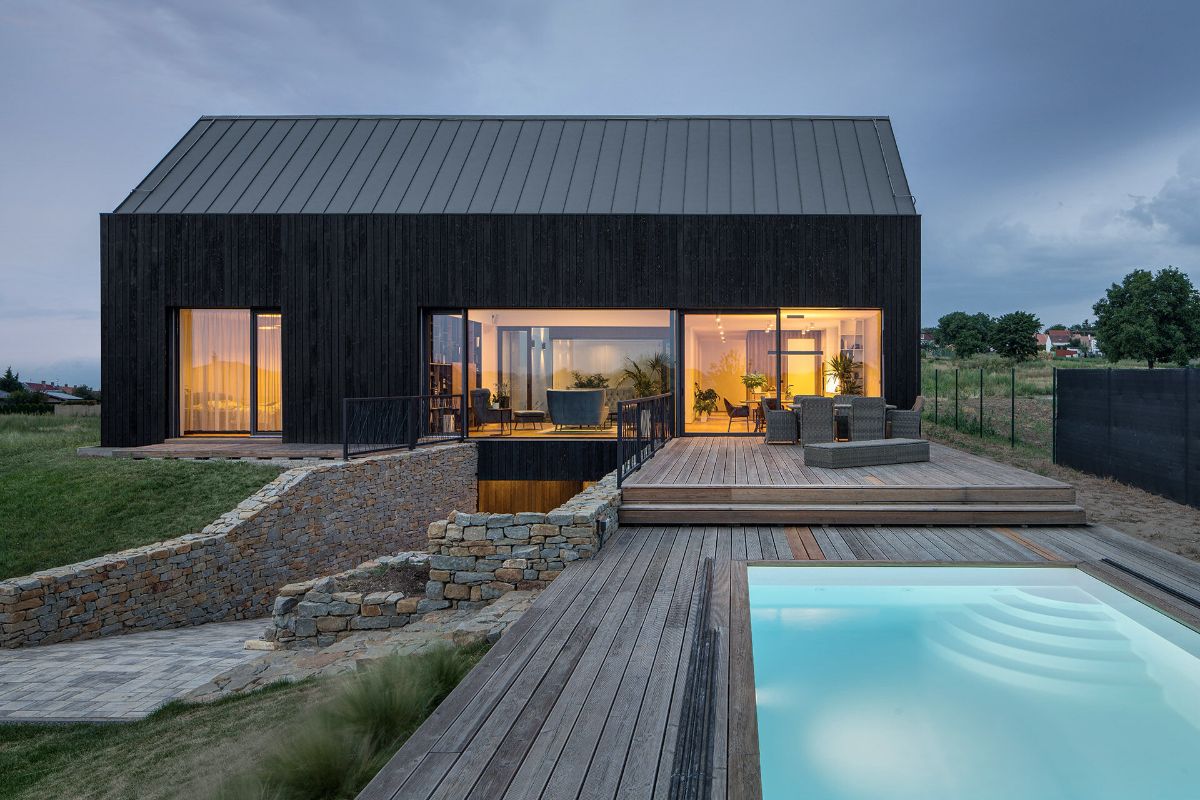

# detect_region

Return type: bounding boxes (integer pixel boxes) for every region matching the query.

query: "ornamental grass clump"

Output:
[212,643,487,800]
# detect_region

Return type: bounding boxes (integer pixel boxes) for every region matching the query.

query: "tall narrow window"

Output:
[179,309,252,434]
[179,309,282,435]
[255,313,282,432]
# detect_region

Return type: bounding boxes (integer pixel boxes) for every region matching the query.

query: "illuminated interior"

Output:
[426,308,881,438]
[179,309,282,435]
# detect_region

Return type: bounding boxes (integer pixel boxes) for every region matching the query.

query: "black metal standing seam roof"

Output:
[114,116,917,215]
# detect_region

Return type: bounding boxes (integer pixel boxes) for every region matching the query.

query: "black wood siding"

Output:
[101,213,920,474]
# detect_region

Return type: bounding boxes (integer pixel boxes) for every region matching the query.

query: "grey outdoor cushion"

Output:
[547,388,607,427]
[803,438,930,469]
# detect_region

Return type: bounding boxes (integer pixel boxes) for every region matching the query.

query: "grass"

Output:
[0,643,489,800]
[0,415,283,579]
[214,643,487,800]
[918,353,1149,459]
[0,680,322,800]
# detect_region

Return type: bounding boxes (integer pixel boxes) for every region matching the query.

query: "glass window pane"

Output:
[465,309,672,437]
[780,309,882,399]
[428,313,465,397]
[255,313,282,432]
[683,312,777,433]
[179,309,251,433]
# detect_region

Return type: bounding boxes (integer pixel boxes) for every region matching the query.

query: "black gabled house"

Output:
[101,115,919,481]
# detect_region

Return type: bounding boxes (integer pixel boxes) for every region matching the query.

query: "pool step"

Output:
[617,501,1087,526]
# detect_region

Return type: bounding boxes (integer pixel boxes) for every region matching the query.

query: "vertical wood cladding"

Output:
[101,213,920,453]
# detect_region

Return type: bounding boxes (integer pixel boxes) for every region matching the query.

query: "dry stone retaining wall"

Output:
[424,473,621,609]
[0,444,476,649]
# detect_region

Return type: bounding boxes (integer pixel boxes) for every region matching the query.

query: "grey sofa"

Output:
[547,388,608,429]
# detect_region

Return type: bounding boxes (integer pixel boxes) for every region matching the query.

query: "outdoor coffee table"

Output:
[803,438,929,468]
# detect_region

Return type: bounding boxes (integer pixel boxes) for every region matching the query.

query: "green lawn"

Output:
[0,681,321,800]
[0,415,283,579]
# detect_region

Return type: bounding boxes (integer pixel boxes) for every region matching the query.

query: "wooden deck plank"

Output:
[368,519,1200,800]
[613,528,707,799]
[444,529,671,800]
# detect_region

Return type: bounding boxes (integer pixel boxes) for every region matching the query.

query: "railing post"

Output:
[407,398,419,450]
[342,397,350,460]
[617,399,626,487]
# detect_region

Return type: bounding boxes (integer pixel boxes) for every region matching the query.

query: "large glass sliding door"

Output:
[682,312,777,433]
[682,309,883,434]
[179,309,282,435]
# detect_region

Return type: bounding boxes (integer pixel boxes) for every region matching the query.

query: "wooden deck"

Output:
[620,438,1086,525]
[359,522,1200,800]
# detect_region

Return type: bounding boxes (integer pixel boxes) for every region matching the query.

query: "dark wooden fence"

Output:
[1055,369,1200,507]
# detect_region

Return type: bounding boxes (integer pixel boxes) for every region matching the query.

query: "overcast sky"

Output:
[2,0,1198,386]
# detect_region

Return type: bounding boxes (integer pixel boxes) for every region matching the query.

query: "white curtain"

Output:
[179,309,251,433]
[255,313,282,431]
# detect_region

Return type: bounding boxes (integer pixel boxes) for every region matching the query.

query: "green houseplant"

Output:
[571,372,609,389]
[693,383,719,422]
[492,382,511,408]
[621,353,672,398]
[824,354,863,395]
[740,372,769,395]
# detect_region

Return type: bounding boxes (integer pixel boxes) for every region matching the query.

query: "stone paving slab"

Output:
[0,619,267,722]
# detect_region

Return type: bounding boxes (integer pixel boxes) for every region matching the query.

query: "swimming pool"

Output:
[748,565,1200,800]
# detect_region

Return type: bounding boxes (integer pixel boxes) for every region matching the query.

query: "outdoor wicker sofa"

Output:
[803,438,930,469]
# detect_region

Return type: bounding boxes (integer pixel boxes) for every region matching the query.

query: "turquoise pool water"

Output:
[748,566,1200,800]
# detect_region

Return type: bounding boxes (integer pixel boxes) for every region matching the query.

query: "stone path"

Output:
[186,591,538,703]
[0,619,266,722]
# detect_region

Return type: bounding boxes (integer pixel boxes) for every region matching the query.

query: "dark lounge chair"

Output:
[724,397,751,432]
[469,388,507,430]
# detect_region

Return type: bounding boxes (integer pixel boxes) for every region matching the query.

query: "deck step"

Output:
[617,502,1088,525]
[621,484,1077,504]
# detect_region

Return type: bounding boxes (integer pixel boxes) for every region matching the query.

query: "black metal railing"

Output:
[616,393,673,486]
[342,395,464,459]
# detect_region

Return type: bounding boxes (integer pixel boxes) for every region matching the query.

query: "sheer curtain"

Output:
[255,313,282,432]
[179,309,251,433]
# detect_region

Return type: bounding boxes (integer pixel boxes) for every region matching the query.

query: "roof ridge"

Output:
[195,114,894,122]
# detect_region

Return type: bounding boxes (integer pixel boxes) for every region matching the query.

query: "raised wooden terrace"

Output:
[620,437,1086,525]
[358,522,1200,800]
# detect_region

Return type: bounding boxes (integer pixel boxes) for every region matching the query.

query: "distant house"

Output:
[44,390,82,403]
[0,389,9,400]
[23,380,77,395]
[1035,329,1100,357]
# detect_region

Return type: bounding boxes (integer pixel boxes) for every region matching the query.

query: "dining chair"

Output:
[799,397,835,445]
[848,396,887,441]
[887,396,924,439]
[723,398,751,431]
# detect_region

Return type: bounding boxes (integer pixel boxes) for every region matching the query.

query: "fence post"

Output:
[1051,368,1057,464]
[979,369,984,437]
[1010,367,1016,447]
[954,369,959,431]
[934,368,939,424]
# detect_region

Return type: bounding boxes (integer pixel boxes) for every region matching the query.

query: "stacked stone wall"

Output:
[0,444,476,648]
[423,474,621,610]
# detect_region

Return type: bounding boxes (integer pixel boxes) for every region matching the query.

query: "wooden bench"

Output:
[802,438,929,469]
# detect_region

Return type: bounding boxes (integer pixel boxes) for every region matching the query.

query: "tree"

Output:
[73,384,101,402]
[936,311,994,357]
[1093,267,1200,368]
[991,311,1042,362]
[0,367,21,392]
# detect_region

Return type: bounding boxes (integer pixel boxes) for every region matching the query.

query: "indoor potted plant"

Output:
[740,372,769,398]
[693,383,719,422]
[824,354,863,395]
[493,382,511,408]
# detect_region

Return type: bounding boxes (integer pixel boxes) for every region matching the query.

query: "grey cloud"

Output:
[1124,145,1200,245]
